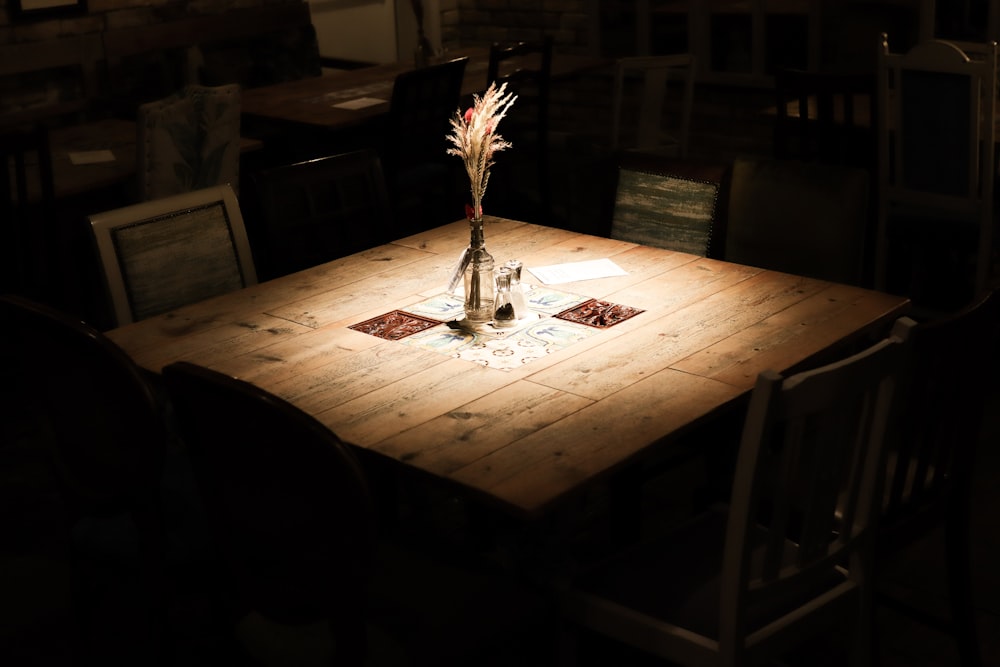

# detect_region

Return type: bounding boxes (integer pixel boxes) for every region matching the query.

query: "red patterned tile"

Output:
[349,311,442,340]
[555,299,644,329]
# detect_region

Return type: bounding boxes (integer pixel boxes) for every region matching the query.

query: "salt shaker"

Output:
[504,259,528,320]
[493,267,518,327]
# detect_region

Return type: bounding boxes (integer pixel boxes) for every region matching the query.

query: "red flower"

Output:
[464,107,474,124]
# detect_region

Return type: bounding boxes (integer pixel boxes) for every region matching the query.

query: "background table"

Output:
[106,218,909,519]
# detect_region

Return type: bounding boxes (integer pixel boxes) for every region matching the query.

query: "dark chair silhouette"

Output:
[725,156,871,286]
[486,36,554,222]
[773,68,877,168]
[160,360,376,666]
[606,152,730,258]
[1,124,55,297]
[875,36,997,309]
[0,294,169,665]
[558,317,916,667]
[874,288,1000,667]
[137,83,243,201]
[382,56,469,234]
[611,53,696,157]
[246,148,394,280]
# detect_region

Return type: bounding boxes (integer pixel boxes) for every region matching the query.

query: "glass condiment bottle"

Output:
[493,267,517,327]
[504,259,528,320]
[463,217,495,322]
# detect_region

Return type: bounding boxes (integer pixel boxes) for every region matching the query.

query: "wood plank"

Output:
[527,269,832,399]
[451,370,743,514]
[375,382,594,476]
[672,281,911,384]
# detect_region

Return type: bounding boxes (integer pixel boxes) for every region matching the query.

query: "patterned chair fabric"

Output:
[138,83,241,201]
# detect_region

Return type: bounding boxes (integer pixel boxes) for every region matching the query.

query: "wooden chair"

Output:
[486,37,554,221]
[875,288,1000,667]
[875,35,998,308]
[607,152,730,258]
[557,317,917,667]
[382,56,469,234]
[0,294,169,664]
[772,68,877,168]
[137,83,243,201]
[0,124,55,295]
[611,53,696,157]
[160,360,376,667]
[245,148,394,280]
[724,156,871,286]
[88,184,257,327]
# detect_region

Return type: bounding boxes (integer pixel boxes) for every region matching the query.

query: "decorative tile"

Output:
[522,286,591,315]
[401,319,598,371]
[555,299,645,329]
[349,310,442,340]
[402,293,466,321]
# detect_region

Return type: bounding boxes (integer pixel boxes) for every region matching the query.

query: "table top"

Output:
[105,218,909,518]
[241,47,610,131]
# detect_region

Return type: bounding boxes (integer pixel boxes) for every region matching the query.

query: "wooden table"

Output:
[105,219,909,519]
[241,47,610,132]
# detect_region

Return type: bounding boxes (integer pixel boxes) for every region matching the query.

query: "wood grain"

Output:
[106,219,909,518]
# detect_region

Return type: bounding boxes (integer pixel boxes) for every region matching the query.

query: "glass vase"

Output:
[463,217,495,322]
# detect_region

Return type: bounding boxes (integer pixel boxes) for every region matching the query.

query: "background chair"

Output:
[875,35,997,311]
[137,83,242,201]
[610,53,695,158]
[724,156,871,286]
[606,152,730,258]
[557,317,916,667]
[381,56,469,235]
[161,360,376,666]
[772,67,877,168]
[0,294,169,665]
[874,288,1000,667]
[0,123,55,298]
[88,184,257,327]
[485,37,554,222]
[245,148,394,281]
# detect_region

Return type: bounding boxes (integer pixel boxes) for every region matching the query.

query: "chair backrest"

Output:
[611,53,695,157]
[246,148,394,280]
[0,124,54,293]
[382,56,468,231]
[0,294,165,517]
[160,360,374,662]
[137,83,242,201]
[881,288,1000,541]
[608,152,730,258]
[384,56,469,178]
[722,317,915,662]
[875,35,997,293]
[487,37,554,217]
[773,67,877,167]
[725,156,870,286]
[88,184,257,327]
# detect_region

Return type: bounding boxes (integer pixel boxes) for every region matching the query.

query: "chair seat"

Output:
[569,507,848,641]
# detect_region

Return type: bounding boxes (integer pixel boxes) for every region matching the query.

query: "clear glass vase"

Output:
[463,217,495,323]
